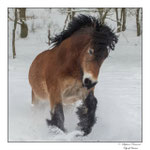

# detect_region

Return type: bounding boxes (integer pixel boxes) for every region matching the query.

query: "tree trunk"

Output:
[98,8,104,23]
[98,8,111,24]
[68,8,72,21]
[20,22,28,38]
[19,8,28,38]
[12,9,17,59]
[71,8,76,18]
[19,8,26,20]
[115,8,121,32]
[63,13,69,30]
[47,29,51,45]
[122,8,126,31]
[102,8,111,24]
[63,8,75,30]
[136,8,141,36]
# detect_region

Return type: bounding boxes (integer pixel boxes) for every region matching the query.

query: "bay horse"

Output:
[29,15,118,136]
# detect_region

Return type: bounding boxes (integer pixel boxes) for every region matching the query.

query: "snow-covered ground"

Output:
[8,9,141,142]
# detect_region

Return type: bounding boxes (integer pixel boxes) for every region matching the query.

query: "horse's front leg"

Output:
[46,90,65,132]
[76,91,97,136]
[46,103,65,132]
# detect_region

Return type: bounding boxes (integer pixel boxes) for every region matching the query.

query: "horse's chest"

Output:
[62,84,88,104]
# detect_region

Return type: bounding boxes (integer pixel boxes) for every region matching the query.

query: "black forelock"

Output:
[51,14,118,56]
[92,23,118,61]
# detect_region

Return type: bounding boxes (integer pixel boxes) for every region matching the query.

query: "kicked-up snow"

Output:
[8,9,141,142]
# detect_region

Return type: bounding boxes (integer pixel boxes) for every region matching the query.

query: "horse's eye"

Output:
[88,49,94,55]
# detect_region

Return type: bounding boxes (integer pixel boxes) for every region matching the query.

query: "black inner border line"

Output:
[7,7,143,143]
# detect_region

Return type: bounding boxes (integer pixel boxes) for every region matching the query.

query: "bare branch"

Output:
[64,9,100,13]
[8,16,22,25]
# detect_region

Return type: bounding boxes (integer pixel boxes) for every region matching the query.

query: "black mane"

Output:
[51,14,118,57]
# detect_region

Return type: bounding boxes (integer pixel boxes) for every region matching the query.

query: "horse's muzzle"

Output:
[83,78,98,89]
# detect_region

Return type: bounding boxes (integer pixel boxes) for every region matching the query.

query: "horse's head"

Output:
[79,20,118,90]
[80,43,108,90]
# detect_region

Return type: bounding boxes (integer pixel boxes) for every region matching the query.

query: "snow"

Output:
[8,9,141,142]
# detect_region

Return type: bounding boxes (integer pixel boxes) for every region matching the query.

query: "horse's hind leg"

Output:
[31,90,39,106]
[76,91,97,136]
[46,103,65,132]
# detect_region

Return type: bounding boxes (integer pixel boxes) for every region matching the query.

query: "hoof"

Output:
[46,119,53,126]
[82,128,92,136]
[46,119,66,132]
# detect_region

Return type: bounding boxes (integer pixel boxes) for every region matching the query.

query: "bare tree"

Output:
[115,8,122,32]
[19,8,28,38]
[12,9,17,59]
[121,8,126,31]
[98,8,111,24]
[63,8,76,30]
[47,29,51,46]
[115,8,127,32]
[19,8,26,20]
[136,8,141,36]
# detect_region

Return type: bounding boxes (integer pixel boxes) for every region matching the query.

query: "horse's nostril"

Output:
[84,78,91,85]
[83,78,98,89]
